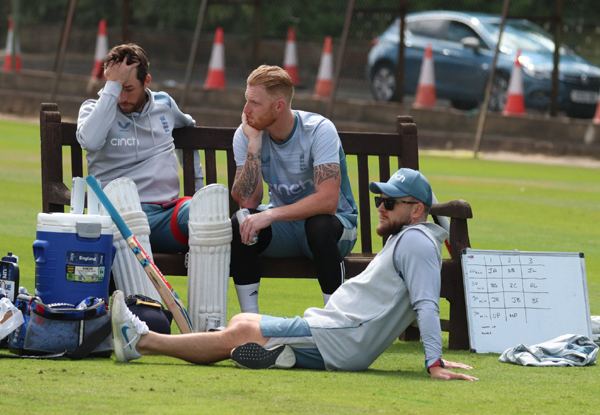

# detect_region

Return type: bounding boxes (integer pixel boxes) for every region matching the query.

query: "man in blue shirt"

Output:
[230,65,358,312]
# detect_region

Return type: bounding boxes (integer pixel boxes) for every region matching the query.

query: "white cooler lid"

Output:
[37,213,114,235]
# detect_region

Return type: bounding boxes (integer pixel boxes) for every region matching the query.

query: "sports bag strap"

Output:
[68,317,112,361]
[0,351,67,359]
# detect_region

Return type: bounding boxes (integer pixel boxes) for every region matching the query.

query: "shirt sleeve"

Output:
[232,125,249,166]
[310,118,340,167]
[169,94,195,128]
[76,81,121,151]
[394,229,443,369]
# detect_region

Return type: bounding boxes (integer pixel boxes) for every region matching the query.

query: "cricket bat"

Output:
[86,175,194,334]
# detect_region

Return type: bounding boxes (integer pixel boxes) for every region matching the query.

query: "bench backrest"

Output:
[40,103,419,255]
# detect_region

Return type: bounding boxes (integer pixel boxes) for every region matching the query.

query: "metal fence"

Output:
[1,0,599,114]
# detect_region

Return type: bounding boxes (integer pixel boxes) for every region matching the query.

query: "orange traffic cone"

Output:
[592,88,600,125]
[503,50,526,116]
[313,36,333,98]
[283,27,301,86]
[204,28,226,90]
[3,18,21,73]
[91,19,108,80]
[413,44,436,109]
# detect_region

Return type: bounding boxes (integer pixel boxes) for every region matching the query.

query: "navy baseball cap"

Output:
[369,168,432,206]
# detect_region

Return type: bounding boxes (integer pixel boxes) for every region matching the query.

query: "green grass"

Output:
[1,119,600,414]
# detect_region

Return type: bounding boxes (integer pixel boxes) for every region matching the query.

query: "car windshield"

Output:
[484,21,556,53]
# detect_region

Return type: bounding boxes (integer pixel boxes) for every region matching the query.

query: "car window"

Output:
[445,21,489,49]
[407,19,447,39]
[484,21,561,53]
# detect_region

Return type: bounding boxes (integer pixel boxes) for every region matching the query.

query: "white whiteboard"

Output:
[461,248,592,354]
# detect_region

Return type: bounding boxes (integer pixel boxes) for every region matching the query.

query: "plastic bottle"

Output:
[0,252,20,303]
[235,209,258,245]
[1,253,18,263]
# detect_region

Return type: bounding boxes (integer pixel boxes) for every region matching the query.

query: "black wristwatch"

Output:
[427,358,445,373]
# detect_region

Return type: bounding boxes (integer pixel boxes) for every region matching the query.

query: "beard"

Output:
[376,212,412,237]
[246,107,277,131]
[118,91,147,114]
[376,221,402,237]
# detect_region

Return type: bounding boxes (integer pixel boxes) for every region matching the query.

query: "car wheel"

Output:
[488,73,508,112]
[371,63,397,101]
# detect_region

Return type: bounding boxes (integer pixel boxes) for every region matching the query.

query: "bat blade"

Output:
[86,175,194,334]
[126,236,193,334]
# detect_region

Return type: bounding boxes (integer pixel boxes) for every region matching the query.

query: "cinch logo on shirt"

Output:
[270,179,314,196]
[110,136,140,146]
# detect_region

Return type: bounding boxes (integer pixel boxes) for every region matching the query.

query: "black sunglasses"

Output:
[374,196,419,210]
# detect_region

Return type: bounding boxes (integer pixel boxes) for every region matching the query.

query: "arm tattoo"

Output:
[234,149,262,201]
[314,163,340,186]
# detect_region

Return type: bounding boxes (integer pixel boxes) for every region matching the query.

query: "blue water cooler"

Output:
[33,213,115,305]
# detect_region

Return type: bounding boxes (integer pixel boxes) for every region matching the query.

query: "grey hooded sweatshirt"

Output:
[77,81,203,203]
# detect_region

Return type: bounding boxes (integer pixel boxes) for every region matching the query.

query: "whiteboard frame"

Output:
[461,248,592,354]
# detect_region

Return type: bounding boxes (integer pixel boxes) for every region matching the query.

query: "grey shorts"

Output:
[257,204,357,259]
[260,315,325,370]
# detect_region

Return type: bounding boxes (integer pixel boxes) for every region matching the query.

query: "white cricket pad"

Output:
[187,184,232,332]
[101,178,161,302]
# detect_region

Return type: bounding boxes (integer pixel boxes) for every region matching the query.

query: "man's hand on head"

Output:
[104,55,140,85]
[241,112,262,141]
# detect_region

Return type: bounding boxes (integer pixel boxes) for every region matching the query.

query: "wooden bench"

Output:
[39,103,473,350]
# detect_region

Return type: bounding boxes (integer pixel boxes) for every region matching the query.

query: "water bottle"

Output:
[0,252,20,303]
[235,208,258,246]
[1,252,18,264]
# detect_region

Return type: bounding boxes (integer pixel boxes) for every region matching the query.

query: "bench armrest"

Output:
[430,199,472,219]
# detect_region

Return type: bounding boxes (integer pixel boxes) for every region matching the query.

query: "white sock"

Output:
[323,293,332,306]
[235,283,260,313]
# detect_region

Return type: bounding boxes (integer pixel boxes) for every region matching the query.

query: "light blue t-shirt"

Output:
[233,110,357,226]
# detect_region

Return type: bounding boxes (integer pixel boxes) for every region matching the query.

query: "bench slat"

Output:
[357,153,372,254]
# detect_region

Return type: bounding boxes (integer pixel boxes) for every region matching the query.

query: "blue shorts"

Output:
[257,205,357,259]
[260,315,325,370]
[142,200,191,254]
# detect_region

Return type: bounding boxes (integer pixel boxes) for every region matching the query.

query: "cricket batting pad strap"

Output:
[100,178,161,303]
[187,184,232,332]
[170,196,192,246]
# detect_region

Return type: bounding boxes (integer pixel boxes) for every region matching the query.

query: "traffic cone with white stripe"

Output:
[283,27,301,86]
[592,88,600,125]
[3,18,21,73]
[314,36,333,98]
[91,19,108,80]
[413,43,436,109]
[204,28,226,90]
[503,50,526,116]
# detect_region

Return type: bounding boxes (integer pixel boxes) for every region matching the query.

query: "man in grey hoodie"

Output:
[77,44,203,254]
